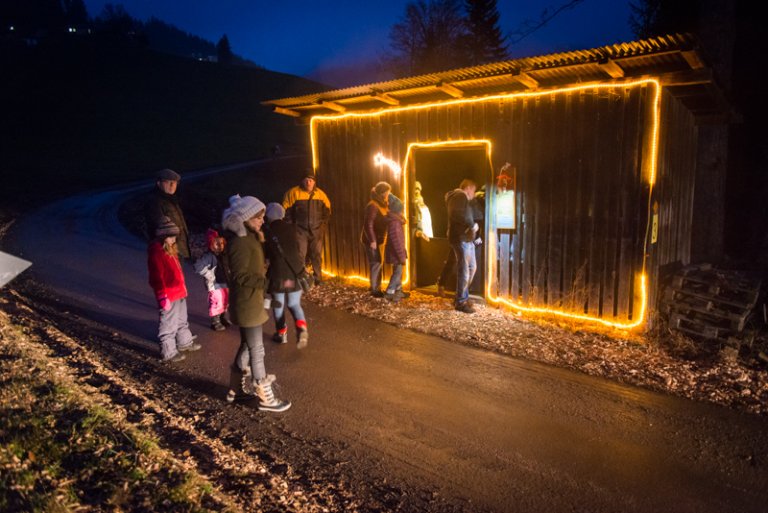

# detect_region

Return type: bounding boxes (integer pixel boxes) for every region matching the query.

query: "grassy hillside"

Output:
[0,37,326,207]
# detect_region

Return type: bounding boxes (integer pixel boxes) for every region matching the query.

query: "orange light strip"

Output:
[314,79,661,331]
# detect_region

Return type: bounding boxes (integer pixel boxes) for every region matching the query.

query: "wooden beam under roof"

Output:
[599,58,625,78]
[370,90,400,106]
[319,100,346,113]
[436,81,464,98]
[511,70,539,89]
[657,67,714,87]
[273,106,301,117]
[681,50,704,69]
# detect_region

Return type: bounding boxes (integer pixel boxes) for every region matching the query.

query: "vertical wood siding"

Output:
[647,90,698,310]
[313,84,696,323]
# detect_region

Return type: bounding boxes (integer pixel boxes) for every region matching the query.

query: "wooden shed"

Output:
[264,34,727,330]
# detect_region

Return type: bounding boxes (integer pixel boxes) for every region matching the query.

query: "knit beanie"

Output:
[388,195,403,214]
[265,202,285,222]
[155,216,180,238]
[222,194,266,237]
[206,228,221,250]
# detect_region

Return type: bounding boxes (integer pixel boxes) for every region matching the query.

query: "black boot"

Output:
[210,315,226,331]
[226,365,255,403]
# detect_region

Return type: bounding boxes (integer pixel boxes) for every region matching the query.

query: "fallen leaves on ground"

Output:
[306,278,768,416]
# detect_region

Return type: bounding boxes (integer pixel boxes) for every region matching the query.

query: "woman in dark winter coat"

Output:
[384,195,409,303]
[361,181,390,297]
[221,194,290,412]
[263,202,309,349]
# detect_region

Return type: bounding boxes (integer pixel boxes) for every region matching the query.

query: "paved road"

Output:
[9,164,768,512]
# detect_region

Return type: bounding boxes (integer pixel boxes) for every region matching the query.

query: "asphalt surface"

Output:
[8,167,768,512]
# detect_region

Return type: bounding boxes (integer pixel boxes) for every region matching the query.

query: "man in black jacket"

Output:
[446,179,480,313]
[144,168,191,260]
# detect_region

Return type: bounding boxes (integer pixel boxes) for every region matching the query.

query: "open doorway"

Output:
[409,144,490,297]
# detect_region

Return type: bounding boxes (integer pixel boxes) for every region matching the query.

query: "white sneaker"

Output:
[297,328,309,349]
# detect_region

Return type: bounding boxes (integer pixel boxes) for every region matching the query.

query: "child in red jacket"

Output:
[148,216,200,362]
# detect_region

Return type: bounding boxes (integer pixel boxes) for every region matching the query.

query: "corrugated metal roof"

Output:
[264,33,726,120]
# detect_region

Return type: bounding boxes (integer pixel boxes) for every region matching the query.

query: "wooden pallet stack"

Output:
[659,264,762,344]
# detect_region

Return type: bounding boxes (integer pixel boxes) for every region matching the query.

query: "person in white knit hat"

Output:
[221,195,290,412]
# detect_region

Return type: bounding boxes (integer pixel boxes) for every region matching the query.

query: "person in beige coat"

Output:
[222,194,290,412]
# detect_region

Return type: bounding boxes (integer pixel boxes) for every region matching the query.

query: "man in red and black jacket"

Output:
[281,168,332,284]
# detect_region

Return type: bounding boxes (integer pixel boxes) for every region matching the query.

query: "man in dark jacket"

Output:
[281,169,331,284]
[144,168,191,260]
[446,179,479,313]
[437,184,484,296]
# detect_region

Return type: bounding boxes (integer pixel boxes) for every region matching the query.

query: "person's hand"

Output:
[158,297,171,311]
[283,279,295,289]
[474,237,483,246]
[370,242,377,250]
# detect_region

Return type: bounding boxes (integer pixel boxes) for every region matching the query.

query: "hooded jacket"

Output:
[361,190,389,246]
[147,242,187,303]
[384,211,407,264]
[222,229,268,327]
[220,195,268,325]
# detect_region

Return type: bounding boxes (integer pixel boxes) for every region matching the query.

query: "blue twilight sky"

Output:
[83,1,634,79]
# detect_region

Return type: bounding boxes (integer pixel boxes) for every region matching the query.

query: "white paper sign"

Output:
[0,251,32,288]
[495,190,516,229]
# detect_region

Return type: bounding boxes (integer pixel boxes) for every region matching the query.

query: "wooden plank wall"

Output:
[646,90,698,310]
[314,83,693,322]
